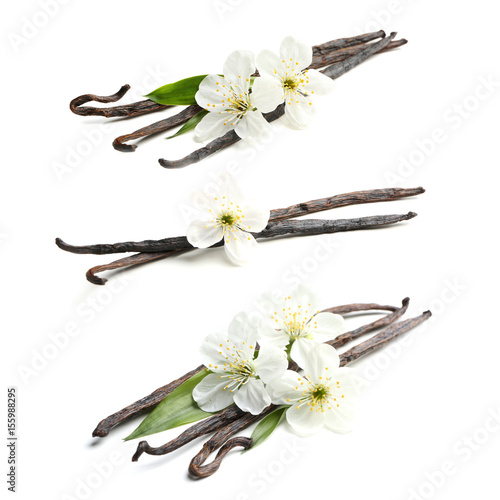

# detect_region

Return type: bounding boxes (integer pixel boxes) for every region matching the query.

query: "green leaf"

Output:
[165,110,209,140]
[145,75,208,106]
[124,370,215,441]
[244,406,288,452]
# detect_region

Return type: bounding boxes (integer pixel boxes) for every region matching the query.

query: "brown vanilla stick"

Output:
[338,309,432,366]
[83,212,413,284]
[158,33,399,169]
[69,84,169,118]
[131,405,247,462]
[326,297,410,349]
[60,182,421,285]
[270,187,424,222]
[69,31,387,120]
[92,364,204,438]
[57,212,416,256]
[312,30,385,56]
[188,409,276,478]
[56,185,423,256]
[310,38,406,69]
[131,300,414,461]
[93,300,407,438]
[111,33,396,152]
[113,105,202,152]
[187,309,431,478]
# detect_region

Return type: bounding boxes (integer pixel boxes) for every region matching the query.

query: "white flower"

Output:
[257,285,344,368]
[193,312,288,415]
[251,36,335,129]
[186,177,270,266]
[195,50,272,144]
[267,344,360,436]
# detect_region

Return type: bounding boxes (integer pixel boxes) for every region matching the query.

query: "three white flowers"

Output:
[193,286,361,435]
[194,36,334,143]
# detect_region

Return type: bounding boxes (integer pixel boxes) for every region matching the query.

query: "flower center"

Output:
[310,384,330,402]
[208,195,248,235]
[218,211,237,226]
[228,94,250,113]
[213,340,257,394]
[270,297,320,344]
[294,376,344,413]
[284,312,309,340]
[282,77,299,91]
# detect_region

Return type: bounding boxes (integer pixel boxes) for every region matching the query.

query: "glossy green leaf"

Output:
[165,110,209,140]
[244,406,288,452]
[124,370,214,441]
[145,75,208,105]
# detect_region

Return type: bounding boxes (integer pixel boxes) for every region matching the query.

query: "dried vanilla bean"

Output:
[57,212,416,256]
[113,105,202,152]
[188,409,276,478]
[269,187,423,221]
[131,405,247,461]
[92,364,204,438]
[324,297,410,349]
[112,33,402,152]
[56,186,423,284]
[93,299,409,438]
[69,84,169,118]
[131,300,419,462]
[69,31,388,120]
[187,309,431,478]
[158,32,399,169]
[189,437,254,478]
[337,310,432,366]
[63,213,415,284]
[310,39,407,69]
[312,30,385,56]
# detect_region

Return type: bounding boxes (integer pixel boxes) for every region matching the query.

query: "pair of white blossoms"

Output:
[193,287,360,436]
[194,36,335,143]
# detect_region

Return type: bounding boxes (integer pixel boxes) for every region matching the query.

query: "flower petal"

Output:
[254,344,288,384]
[238,203,270,233]
[194,112,233,142]
[234,110,273,145]
[266,370,302,404]
[280,36,312,72]
[233,378,271,415]
[223,50,255,93]
[290,337,316,369]
[192,373,235,412]
[303,343,340,382]
[199,331,233,369]
[289,284,321,314]
[186,219,223,248]
[306,312,344,342]
[324,368,360,433]
[259,324,289,349]
[303,68,335,95]
[286,402,325,436]
[324,405,356,433]
[195,74,230,110]
[227,311,261,349]
[224,229,259,266]
[284,92,315,129]
[251,75,284,113]
[256,49,285,78]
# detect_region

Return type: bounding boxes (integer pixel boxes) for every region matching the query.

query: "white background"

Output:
[2,1,500,499]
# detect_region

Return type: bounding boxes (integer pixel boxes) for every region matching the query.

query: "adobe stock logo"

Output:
[384,74,499,186]
[212,0,246,21]
[7,0,71,53]
[407,405,500,500]
[60,450,124,500]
